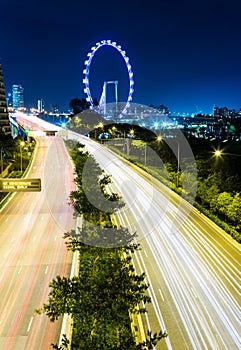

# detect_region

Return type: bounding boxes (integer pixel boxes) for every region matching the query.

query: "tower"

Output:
[37,98,44,113]
[12,84,24,110]
[99,81,118,118]
[0,64,11,136]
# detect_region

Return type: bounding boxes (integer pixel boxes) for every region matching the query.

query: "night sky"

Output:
[1,0,241,114]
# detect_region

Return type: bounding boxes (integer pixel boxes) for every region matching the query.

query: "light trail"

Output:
[75,134,241,350]
[0,137,75,349]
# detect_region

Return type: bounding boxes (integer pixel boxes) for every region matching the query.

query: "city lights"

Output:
[214,150,222,157]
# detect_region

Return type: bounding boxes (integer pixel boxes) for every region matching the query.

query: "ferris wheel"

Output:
[83,39,134,116]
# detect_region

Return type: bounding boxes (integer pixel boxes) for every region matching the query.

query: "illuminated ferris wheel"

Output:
[83,39,134,117]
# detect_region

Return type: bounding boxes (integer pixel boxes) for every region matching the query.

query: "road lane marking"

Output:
[32,235,36,242]
[158,288,165,301]
[190,286,198,298]
[18,266,22,274]
[54,235,57,241]
[27,316,34,332]
[5,218,8,222]
[0,312,6,325]
[4,248,10,258]
[45,266,49,274]
[167,247,173,257]
[143,250,148,258]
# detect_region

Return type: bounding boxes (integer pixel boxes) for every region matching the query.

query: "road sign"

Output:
[0,178,41,192]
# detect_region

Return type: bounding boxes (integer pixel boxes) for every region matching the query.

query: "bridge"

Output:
[9,112,61,138]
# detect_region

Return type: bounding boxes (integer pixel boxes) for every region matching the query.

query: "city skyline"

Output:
[1,0,241,114]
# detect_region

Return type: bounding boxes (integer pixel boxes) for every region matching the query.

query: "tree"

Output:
[210,192,233,219]
[227,193,241,227]
[181,172,197,197]
[37,237,167,349]
[69,98,90,115]
[0,134,14,172]
[37,241,147,348]
[198,183,219,207]
[37,143,168,349]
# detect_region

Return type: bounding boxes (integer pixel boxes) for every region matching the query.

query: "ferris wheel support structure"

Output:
[99,81,118,118]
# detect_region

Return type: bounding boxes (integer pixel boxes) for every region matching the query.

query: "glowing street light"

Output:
[153,122,159,130]
[214,150,222,157]
[214,149,241,158]
[129,129,134,137]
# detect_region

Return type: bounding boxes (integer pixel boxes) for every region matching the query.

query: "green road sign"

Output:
[0,178,41,192]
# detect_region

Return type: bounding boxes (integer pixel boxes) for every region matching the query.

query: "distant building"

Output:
[0,64,11,136]
[153,104,170,116]
[12,84,24,110]
[214,106,229,117]
[53,104,59,114]
[214,106,240,118]
[37,98,44,113]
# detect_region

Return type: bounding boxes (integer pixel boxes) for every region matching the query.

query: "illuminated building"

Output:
[214,106,229,118]
[12,84,24,110]
[37,98,44,112]
[0,64,11,136]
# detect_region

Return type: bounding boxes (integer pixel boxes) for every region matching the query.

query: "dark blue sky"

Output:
[1,0,241,114]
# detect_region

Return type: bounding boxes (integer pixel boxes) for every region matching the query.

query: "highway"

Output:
[0,136,75,349]
[69,131,241,350]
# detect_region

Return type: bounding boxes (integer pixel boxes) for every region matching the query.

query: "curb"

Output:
[131,308,146,344]
[58,217,80,349]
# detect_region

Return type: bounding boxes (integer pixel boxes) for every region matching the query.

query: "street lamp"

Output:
[214,149,241,158]
[176,140,180,188]
[144,142,147,166]
[20,141,25,173]
[129,129,135,137]
[157,135,180,188]
[94,122,105,140]
[0,147,3,175]
[214,150,222,157]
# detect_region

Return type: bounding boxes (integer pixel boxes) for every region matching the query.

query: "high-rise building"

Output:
[214,106,229,118]
[12,84,24,110]
[37,98,44,113]
[0,64,11,136]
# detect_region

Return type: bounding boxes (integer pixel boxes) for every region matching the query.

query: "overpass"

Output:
[9,112,61,138]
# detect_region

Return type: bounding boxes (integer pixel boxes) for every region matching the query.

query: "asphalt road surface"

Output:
[70,132,240,350]
[0,137,75,349]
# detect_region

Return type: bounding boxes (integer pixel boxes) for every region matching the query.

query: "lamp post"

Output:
[0,147,3,175]
[176,140,180,188]
[20,141,25,173]
[126,129,134,157]
[94,122,104,140]
[144,143,147,166]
